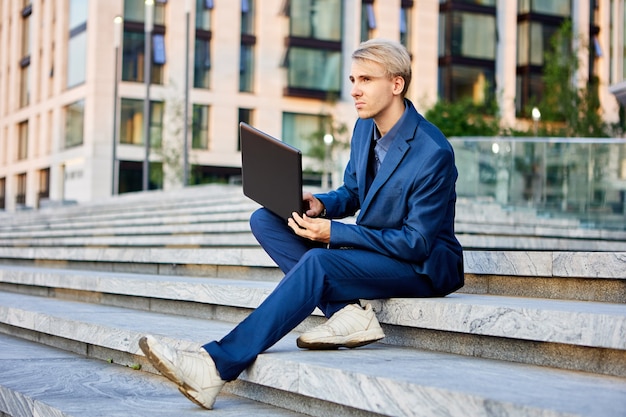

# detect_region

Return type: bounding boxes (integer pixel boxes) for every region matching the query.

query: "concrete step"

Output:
[3,232,624,251]
[2,231,623,252]
[0,249,624,302]
[0,292,623,417]
[0,333,309,417]
[0,183,612,235]
[0,247,623,278]
[0,199,258,233]
[0,266,623,377]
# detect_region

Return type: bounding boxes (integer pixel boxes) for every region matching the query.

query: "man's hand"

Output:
[302,192,325,217]
[288,212,331,243]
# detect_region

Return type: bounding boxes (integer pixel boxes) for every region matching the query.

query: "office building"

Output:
[0,0,624,211]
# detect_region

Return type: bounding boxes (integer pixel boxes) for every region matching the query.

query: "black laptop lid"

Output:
[240,122,304,220]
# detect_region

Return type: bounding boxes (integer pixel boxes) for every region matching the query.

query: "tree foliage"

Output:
[424,96,501,138]
[425,20,619,138]
[534,20,610,137]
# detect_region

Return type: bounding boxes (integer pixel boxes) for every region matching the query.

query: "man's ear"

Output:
[392,76,405,96]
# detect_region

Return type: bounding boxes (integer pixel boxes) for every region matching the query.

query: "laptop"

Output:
[239,122,304,220]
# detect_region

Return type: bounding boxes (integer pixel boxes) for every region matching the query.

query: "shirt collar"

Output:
[373,100,409,152]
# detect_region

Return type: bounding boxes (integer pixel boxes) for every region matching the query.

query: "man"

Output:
[139,38,464,410]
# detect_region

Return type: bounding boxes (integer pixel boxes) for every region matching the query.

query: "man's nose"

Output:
[351,84,361,97]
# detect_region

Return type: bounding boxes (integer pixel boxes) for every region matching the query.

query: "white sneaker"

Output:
[296,303,385,349]
[139,335,225,410]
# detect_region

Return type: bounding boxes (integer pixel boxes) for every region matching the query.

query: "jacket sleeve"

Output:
[327,147,456,265]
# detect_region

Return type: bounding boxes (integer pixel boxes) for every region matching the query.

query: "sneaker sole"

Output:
[139,336,183,386]
[139,336,218,410]
[296,331,384,350]
[178,385,214,410]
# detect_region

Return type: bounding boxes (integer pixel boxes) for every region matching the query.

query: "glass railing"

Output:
[449,137,626,230]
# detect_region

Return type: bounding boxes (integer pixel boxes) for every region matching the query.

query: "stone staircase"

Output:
[0,184,624,417]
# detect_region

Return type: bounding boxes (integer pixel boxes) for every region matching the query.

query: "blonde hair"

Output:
[352,38,412,97]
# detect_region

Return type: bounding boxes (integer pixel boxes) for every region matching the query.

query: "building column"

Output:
[496,0,518,128]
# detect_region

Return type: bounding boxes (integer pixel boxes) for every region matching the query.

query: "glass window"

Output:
[194,38,211,88]
[282,112,327,154]
[122,31,164,84]
[64,100,85,148]
[518,0,570,16]
[238,108,252,151]
[67,30,87,87]
[450,11,496,60]
[290,0,342,41]
[439,65,494,104]
[515,72,543,114]
[122,31,144,82]
[517,21,559,66]
[153,34,166,65]
[69,0,88,30]
[19,66,30,108]
[192,104,209,149]
[241,0,254,35]
[121,99,143,145]
[239,44,254,92]
[17,121,28,160]
[67,0,88,88]
[120,99,163,147]
[16,173,27,205]
[517,21,529,65]
[400,5,412,49]
[440,0,495,5]
[195,0,211,30]
[287,47,341,92]
[360,3,376,42]
[124,0,144,22]
[124,0,166,25]
[438,12,446,57]
[150,101,163,149]
[38,168,50,201]
[0,177,5,210]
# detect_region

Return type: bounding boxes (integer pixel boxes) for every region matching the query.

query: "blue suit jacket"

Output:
[316,100,464,296]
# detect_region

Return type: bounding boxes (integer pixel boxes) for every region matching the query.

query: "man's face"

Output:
[349,59,401,120]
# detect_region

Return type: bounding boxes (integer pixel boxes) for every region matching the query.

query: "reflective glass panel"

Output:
[287,47,341,92]
[241,0,254,34]
[519,0,570,16]
[239,44,254,92]
[440,65,494,104]
[69,0,88,30]
[67,30,87,88]
[450,137,626,229]
[290,0,342,41]
[64,100,85,148]
[194,38,211,88]
[120,99,144,145]
[282,112,325,154]
[192,104,209,149]
[18,121,28,160]
[120,99,163,146]
[195,0,211,30]
[450,12,495,60]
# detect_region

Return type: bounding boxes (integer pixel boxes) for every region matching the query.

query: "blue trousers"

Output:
[204,208,436,381]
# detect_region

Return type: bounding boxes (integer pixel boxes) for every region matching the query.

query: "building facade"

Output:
[0,0,624,211]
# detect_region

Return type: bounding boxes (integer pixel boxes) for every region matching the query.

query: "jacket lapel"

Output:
[358,107,421,217]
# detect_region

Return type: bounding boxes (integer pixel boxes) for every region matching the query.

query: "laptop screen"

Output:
[240,122,304,220]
